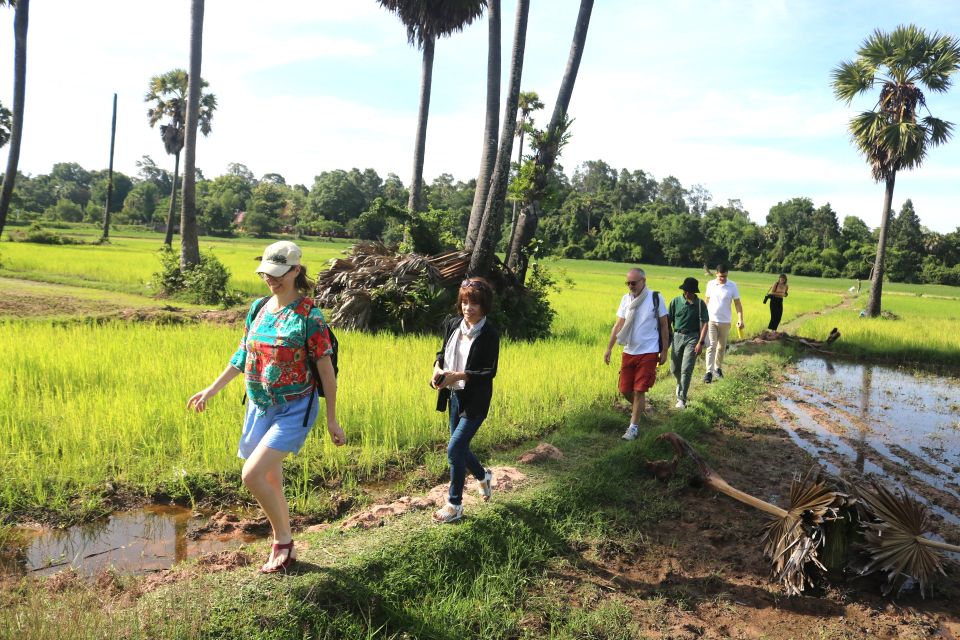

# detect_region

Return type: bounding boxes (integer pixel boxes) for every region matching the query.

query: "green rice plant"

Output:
[793,293,960,365]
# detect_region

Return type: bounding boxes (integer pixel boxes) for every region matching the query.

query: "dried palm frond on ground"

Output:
[747,328,841,353]
[650,433,959,597]
[653,433,843,595]
[855,481,960,597]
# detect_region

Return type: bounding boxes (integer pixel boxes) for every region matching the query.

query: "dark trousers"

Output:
[447,392,486,506]
[768,297,784,330]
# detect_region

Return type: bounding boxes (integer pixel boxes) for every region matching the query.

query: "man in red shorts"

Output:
[603,268,669,440]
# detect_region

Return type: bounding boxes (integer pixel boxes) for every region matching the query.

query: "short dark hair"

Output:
[457,277,494,315]
[716,263,729,274]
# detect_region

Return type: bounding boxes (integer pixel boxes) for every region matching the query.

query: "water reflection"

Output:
[1,505,260,578]
[774,357,960,527]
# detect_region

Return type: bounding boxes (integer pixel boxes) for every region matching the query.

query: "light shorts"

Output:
[237,391,319,459]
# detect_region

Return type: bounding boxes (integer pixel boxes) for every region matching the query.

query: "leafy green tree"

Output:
[502,89,544,260]
[832,24,960,316]
[0,101,10,148]
[90,170,133,217]
[308,170,366,224]
[886,198,924,282]
[197,174,251,234]
[136,155,173,193]
[377,0,485,213]
[119,181,161,224]
[653,211,702,266]
[765,197,816,264]
[242,182,286,237]
[655,175,689,213]
[811,203,841,250]
[145,68,216,246]
[615,168,657,212]
[0,0,28,240]
[260,173,286,185]
[44,198,83,222]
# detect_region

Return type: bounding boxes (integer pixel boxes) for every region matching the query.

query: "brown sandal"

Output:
[260,540,296,573]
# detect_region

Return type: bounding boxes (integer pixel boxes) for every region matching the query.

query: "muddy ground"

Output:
[543,397,960,640]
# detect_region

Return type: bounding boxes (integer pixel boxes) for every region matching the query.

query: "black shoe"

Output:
[703,372,713,384]
[716,368,724,379]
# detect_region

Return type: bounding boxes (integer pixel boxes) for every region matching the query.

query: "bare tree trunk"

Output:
[865,175,895,317]
[164,151,180,246]
[503,124,524,266]
[0,0,28,240]
[468,0,530,277]
[100,93,117,243]
[507,0,593,280]
[408,35,435,214]
[464,0,500,251]
[180,0,204,270]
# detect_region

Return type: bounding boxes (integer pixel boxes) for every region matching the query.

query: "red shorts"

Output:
[619,352,658,393]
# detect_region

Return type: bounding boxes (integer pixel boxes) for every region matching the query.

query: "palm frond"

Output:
[854,482,952,597]
[921,115,954,146]
[831,60,875,103]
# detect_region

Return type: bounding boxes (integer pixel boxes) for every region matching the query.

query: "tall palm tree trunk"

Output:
[100,93,117,243]
[464,0,500,251]
[503,125,525,266]
[468,0,530,277]
[507,0,593,281]
[865,174,895,317]
[164,152,180,246]
[180,0,204,270]
[408,35,435,214]
[0,0,28,240]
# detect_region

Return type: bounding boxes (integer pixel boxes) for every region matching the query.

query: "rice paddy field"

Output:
[1,228,955,520]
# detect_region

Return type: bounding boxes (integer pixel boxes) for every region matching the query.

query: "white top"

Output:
[705,278,741,323]
[616,290,667,356]
[446,332,473,390]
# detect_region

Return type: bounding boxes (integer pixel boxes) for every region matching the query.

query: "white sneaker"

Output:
[621,424,639,441]
[675,399,686,410]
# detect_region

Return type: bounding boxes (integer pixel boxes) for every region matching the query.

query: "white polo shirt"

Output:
[616,290,668,355]
[705,278,740,323]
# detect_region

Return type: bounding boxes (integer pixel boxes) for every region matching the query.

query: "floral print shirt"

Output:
[229,297,333,413]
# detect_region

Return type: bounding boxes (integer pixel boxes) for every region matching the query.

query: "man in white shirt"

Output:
[603,268,669,440]
[703,263,744,383]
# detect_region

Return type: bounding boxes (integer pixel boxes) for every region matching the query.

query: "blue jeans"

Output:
[447,392,487,506]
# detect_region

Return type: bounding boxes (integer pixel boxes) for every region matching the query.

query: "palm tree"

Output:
[832,25,960,317]
[377,0,485,214]
[180,0,206,269]
[463,0,500,251]
[145,68,216,247]
[467,0,530,277]
[0,0,28,241]
[504,89,543,265]
[507,0,594,282]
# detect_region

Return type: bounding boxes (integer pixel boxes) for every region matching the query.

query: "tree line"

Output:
[7,156,960,286]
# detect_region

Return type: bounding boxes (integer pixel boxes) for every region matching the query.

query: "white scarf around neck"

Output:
[616,287,649,346]
[443,316,486,376]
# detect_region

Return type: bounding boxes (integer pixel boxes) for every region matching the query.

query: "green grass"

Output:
[793,291,960,365]
[0,353,781,640]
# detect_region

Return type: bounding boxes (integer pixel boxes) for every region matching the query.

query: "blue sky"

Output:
[1,0,959,232]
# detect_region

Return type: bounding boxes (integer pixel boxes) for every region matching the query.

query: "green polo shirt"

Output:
[668,295,709,334]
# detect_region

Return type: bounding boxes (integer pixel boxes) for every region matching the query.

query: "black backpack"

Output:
[249,296,339,398]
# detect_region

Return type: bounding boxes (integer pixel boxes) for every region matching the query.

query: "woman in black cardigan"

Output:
[430,277,500,523]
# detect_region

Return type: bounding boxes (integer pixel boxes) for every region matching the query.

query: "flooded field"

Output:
[1,506,261,578]
[773,357,960,535]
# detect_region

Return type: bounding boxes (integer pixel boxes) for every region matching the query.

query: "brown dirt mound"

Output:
[339,466,527,530]
[186,511,270,539]
[518,443,564,464]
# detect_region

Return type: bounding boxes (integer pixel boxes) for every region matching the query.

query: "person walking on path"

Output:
[430,278,500,524]
[604,268,669,440]
[668,277,709,409]
[703,264,744,384]
[188,241,345,573]
[765,273,789,331]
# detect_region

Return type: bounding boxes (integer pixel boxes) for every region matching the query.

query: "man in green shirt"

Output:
[668,277,709,409]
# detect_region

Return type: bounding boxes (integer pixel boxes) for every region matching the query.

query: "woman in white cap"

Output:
[188,240,345,573]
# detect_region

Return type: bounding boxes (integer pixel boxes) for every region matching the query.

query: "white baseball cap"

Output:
[256,241,302,277]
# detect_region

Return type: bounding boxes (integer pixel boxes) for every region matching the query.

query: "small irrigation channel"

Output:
[1,505,263,578]
[772,356,960,544]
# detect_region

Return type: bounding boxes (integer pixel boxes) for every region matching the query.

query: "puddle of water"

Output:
[1,505,262,578]
[773,356,960,528]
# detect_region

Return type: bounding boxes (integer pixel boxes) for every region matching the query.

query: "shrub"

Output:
[151,247,242,307]
[7,222,84,245]
[490,263,557,341]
